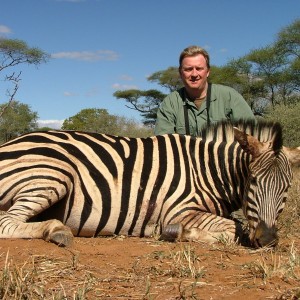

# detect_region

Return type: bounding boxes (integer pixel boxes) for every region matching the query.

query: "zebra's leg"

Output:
[0,214,73,246]
[160,212,243,244]
[0,182,74,246]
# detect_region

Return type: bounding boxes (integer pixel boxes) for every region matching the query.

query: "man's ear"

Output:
[178,67,183,78]
[206,68,210,78]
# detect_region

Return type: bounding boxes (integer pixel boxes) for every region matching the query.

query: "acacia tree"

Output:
[290,58,300,92]
[209,61,267,115]
[0,38,49,114]
[245,45,289,107]
[113,67,182,126]
[147,66,182,92]
[277,19,300,58]
[113,89,166,126]
[276,19,300,93]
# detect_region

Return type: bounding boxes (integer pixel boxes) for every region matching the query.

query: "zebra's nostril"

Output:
[253,225,278,248]
[253,238,262,248]
[254,236,278,248]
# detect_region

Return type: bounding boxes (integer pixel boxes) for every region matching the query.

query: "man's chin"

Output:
[188,84,201,89]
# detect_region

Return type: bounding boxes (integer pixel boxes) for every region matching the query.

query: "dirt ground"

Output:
[0,234,300,300]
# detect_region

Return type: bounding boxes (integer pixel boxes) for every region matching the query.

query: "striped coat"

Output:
[0,120,299,247]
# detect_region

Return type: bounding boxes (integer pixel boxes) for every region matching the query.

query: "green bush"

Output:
[264,101,300,148]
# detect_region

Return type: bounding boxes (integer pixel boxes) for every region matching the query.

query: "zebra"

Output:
[0,120,299,248]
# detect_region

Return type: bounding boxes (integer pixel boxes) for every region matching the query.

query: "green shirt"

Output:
[154,84,255,136]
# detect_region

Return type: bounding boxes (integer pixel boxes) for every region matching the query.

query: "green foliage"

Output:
[62,108,153,137]
[0,38,50,68]
[245,45,289,107]
[113,89,166,126]
[37,126,53,131]
[114,116,154,137]
[114,68,181,126]
[62,108,114,132]
[209,65,242,86]
[0,38,50,109]
[264,101,300,147]
[147,67,182,92]
[0,101,38,144]
[276,18,300,58]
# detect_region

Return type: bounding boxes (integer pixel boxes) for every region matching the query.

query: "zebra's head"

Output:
[234,125,300,248]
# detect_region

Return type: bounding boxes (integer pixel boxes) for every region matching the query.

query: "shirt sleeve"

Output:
[154,95,177,135]
[230,89,255,121]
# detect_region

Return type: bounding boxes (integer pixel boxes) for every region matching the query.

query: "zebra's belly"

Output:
[63,203,161,238]
[65,218,159,238]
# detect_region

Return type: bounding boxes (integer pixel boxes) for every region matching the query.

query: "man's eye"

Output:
[183,67,205,72]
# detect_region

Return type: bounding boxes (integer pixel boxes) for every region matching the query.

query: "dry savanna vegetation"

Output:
[0,169,299,300]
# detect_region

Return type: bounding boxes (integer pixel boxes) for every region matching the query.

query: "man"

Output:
[154,45,255,136]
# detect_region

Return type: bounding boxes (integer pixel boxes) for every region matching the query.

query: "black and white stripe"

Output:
[0,120,298,247]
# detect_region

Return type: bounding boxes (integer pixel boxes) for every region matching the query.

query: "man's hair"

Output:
[179,45,210,69]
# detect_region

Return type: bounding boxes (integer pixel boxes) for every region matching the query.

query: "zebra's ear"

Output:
[283,146,300,167]
[233,127,268,158]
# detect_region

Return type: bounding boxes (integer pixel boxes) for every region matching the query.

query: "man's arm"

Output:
[154,100,176,135]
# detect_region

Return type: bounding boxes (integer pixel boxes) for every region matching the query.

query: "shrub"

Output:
[264,101,300,147]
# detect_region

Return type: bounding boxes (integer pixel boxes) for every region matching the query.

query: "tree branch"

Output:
[0,71,21,118]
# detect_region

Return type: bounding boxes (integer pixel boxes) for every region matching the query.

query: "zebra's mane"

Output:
[199,120,283,152]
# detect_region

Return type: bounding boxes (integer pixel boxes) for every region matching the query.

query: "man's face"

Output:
[179,54,210,92]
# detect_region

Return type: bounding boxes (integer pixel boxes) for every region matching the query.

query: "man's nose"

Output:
[191,68,198,76]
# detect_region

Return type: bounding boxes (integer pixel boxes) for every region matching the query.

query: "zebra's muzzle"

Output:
[252,221,278,248]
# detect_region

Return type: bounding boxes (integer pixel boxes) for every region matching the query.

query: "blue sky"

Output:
[1,0,299,128]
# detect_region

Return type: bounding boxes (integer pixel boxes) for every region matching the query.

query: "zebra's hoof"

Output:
[160,223,183,242]
[49,230,74,247]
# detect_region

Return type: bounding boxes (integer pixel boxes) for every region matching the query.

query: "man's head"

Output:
[179,46,210,96]
[179,45,210,69]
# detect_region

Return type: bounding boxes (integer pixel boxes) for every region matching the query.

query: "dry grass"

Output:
[0,250,93,300]
[146,244,205,279]
[278,168,300,239]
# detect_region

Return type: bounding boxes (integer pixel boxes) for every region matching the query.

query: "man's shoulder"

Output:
[164,89,184,102]
[159,89,185,112]
[211,83,242,99]
[211,83,236,93]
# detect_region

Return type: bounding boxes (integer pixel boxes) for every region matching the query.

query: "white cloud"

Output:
[63,91,78,97]
[37,120,64,129]
[51,50,119,61]
[0,25,12,35]
[112,83,138,90]
[219,48,228,53]
[63,88,100,98]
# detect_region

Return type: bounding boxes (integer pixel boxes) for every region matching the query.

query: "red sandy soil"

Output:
[0,235,299,299]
